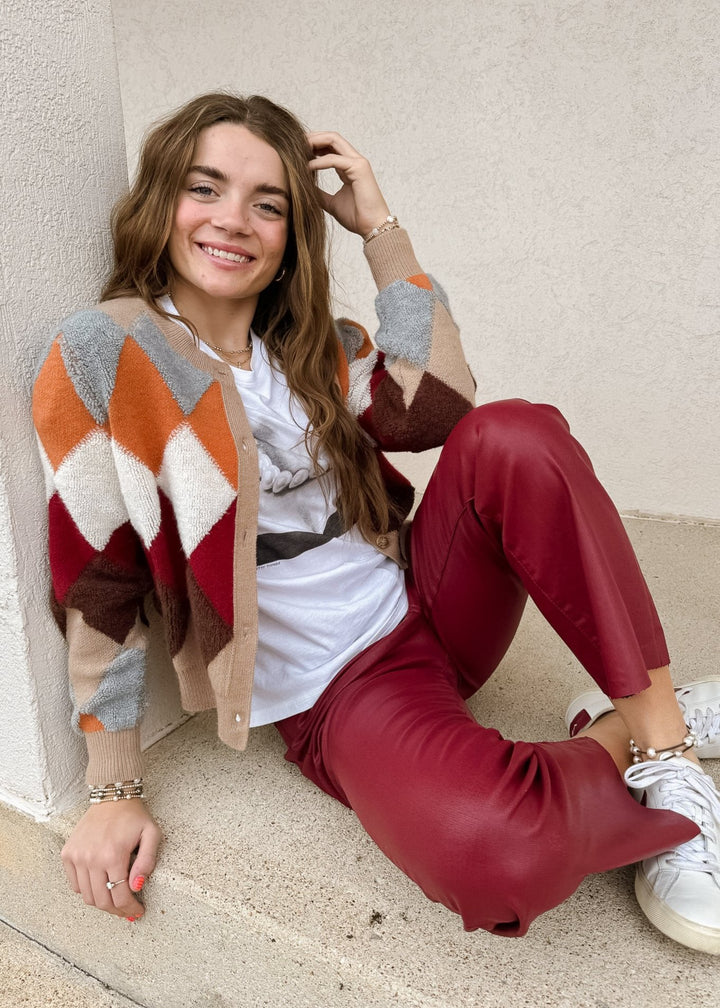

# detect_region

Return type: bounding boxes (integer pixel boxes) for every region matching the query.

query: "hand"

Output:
[61,799,162,920]
[307,131,392,237]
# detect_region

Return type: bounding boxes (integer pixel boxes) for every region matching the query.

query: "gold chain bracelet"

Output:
[363,215,400,246]
[89,778,145,804]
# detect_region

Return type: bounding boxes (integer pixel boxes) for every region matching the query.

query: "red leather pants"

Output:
[277,401,696,936]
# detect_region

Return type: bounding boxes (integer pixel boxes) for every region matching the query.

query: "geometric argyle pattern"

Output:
[33,308,238,740]
[337,273,475,452]
[32,229,476,780]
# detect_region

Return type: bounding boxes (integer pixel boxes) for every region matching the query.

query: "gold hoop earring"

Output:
[274,267,286,283]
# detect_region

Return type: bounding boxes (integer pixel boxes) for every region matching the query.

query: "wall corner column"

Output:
[0,0,128,817]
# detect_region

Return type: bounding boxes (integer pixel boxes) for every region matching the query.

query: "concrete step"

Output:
[0,922,138,1007]
[1,517,718,1008]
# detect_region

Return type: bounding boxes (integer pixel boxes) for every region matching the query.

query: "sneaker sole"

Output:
[635,864,720,955]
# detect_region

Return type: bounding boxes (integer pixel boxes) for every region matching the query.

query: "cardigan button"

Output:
[376,534,389,549]
[234,713,243,724]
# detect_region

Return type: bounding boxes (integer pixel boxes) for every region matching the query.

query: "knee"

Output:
[434,804,574,930]
[447,399,585,473]
[465,804,563,895]
[459,398,569,449]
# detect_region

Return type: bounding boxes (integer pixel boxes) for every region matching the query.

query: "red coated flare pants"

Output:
[277,401,696,936]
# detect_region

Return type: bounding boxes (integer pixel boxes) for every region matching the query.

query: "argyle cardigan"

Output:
[33,229,476,784]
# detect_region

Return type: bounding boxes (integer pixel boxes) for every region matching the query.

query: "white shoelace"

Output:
[625,760,720,875]
[682,705,720,750]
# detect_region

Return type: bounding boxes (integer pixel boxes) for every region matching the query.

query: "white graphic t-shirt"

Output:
[161,301,408,725]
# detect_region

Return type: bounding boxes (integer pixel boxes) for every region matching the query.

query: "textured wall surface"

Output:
[114,0,719,519]
[1,0,138,814]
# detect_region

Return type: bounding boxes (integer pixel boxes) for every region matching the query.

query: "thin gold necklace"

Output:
[169,296,253,363]
[207,338,253,362]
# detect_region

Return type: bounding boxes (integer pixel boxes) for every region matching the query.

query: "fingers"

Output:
[105,874,146,920]
[61,801,162,922]
[306,130,363,161]
[70,863,93,906]
[89,868,133,918]
[306,130,372,184]
[129,819,162,894]
[306,150,371,185]
[61,845,80,894]
[72,862,146,920]
[305,130,391,236]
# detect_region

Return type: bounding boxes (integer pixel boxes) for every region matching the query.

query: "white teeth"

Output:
[202,245,251,263]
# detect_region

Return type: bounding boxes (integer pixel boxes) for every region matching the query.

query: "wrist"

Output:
[89,778,145,804]
[362,214,400,246]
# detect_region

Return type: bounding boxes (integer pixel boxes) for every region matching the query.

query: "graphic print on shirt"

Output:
[252,422,344,567]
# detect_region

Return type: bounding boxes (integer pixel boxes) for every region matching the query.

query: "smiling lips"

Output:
[200,243,253,263]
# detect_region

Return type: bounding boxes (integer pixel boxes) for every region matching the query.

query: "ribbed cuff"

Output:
[363,229,422,290]
[84,727,143,786]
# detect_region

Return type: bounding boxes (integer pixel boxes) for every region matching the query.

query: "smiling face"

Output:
[167,122,290,326]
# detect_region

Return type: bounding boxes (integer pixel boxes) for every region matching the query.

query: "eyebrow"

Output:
[188,165,289,201]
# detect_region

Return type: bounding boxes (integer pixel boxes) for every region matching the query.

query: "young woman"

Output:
[33,92,720,953]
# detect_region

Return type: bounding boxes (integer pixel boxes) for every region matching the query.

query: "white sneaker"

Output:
[565,677,720,757]
[675,681,720,758]
[624,758,720,954]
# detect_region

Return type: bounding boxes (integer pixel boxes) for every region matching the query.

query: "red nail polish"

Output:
[130,876,145,892]
[126,917,136,922]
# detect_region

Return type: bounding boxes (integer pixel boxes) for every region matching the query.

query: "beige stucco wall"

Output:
[114,0,719,520]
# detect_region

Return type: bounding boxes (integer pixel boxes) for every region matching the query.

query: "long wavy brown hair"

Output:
[102,92,397,538]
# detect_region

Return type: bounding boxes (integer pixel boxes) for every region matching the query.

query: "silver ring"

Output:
[106,879,128,890]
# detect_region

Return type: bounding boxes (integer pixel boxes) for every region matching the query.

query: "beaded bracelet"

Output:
[89,778,145,804]
[363,215,400,246]
[629,730,697,764]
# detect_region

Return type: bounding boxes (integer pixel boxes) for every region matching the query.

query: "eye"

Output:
[257,201,284,216]
[189,184,217,197]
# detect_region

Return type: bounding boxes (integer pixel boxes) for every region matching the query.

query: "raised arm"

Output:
[308,131,475,451]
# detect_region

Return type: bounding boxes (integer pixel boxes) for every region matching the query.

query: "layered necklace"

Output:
[206,337,253,367]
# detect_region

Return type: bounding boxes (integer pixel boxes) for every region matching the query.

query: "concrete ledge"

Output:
[0,923,137,1007]
[1,518,718,1007]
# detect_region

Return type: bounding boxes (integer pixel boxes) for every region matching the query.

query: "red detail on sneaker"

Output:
[569,709,591,737]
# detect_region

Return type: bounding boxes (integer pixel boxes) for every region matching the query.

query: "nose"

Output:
[211,197,251,235]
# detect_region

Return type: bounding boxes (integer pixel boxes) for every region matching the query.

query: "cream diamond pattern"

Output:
[53,429,128,551]
[112,442,162,549]
[158,423,236,557]
[346,351,376,418]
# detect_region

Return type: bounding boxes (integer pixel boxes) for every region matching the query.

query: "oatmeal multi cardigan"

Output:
[32,229,476,784]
